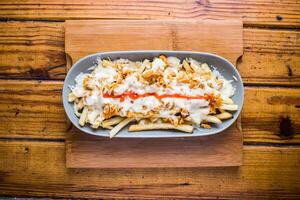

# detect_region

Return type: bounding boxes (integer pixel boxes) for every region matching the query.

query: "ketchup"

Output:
[103,91,213,102]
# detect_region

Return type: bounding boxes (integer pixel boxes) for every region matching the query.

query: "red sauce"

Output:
[103,91,213,102]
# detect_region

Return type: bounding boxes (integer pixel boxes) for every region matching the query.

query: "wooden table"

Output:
[0,1,299,199]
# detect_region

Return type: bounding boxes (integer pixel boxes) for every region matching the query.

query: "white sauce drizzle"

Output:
[71,56,236,125]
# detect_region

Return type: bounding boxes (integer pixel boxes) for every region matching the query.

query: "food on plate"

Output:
[68,55,238,137]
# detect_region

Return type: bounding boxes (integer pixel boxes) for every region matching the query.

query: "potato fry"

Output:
[139,64,146,73]
[127,112,159,119]
[102,125,113,130]
[188,58,201,72]
[201,123,211,129]
[140,59,151,71]
[110,118,134,138]
[73,103,81,117]
[79,107,88,126]
[102,116,124,127]
[159,55,168,64]
[216,112,232,120]
[91,121,101,129]
[222,97,234,104]
[128,123,193,133]
[203,116,222,124]
[77,99,84,110]
[68,92,76,102]
[184,116,192,121]
[102,59,114,67]
[182,60,193,73]
[220,104,238,111]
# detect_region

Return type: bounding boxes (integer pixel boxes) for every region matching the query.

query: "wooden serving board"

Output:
[65,19,243,168]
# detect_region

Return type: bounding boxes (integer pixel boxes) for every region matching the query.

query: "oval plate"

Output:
[63,51,244,138]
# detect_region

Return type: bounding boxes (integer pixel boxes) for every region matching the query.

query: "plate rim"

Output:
[63,50,244,138]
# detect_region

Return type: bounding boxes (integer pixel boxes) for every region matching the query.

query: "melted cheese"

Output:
[167,56,181,68]
[220,80,235,98]
[94,66,117,85]
[151,58,166,71]
[72,72,87,97]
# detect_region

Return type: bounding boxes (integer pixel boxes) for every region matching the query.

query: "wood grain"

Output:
[65,19,243,168]
[0,0,298,198]
[0,21,65,80]
[243,28,300,54]
[0,0,299,27]
[238,52,300,86]
[0,141,299,198]
[65,19,243,65]
[243,87,300,145]
[0,80,67,139]
[67,124,242,168]
[0,80,299,144]
[1,21,299,85]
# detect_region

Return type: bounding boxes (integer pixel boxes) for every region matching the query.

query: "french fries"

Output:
[102,59,114,67]
[102,116,124,127]
[69,55,239,137]
[182,59,193,73]
[220,104,238,111]
[91,121,102,129]
[68,92,76,102]
[79,107,88,126]
[129,123,193,133]
[222,97,234,104]
[188,58,201,72]
[110,118,134,138]
[73,103,81,117]
[204,116,222,124]
[215,112,232,120]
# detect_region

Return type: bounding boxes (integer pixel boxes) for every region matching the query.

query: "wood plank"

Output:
[243,87,300,145]
[0,80,299,144]
[243,28,300,54]
[238,52,300,86]
[0,80,68,139]
[66,124,242,168]
[0,0,299,27]
[65,19,243,65]
[64,19,244,169]
[0,21,65,79]
[1,21,299,85]
[0,141,299,198]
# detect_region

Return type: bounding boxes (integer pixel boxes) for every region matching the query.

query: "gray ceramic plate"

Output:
[63,51,244,138]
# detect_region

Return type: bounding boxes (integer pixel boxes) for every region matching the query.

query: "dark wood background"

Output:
[0,0,299,199]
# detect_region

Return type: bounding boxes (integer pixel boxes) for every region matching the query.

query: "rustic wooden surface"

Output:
[67,124,242,168]
[0,0,299,199]
[65,19,243,65]
[65,19,243,169]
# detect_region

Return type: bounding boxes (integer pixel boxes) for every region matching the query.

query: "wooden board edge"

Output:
[65,19,244,68]
[65,122,243,169]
